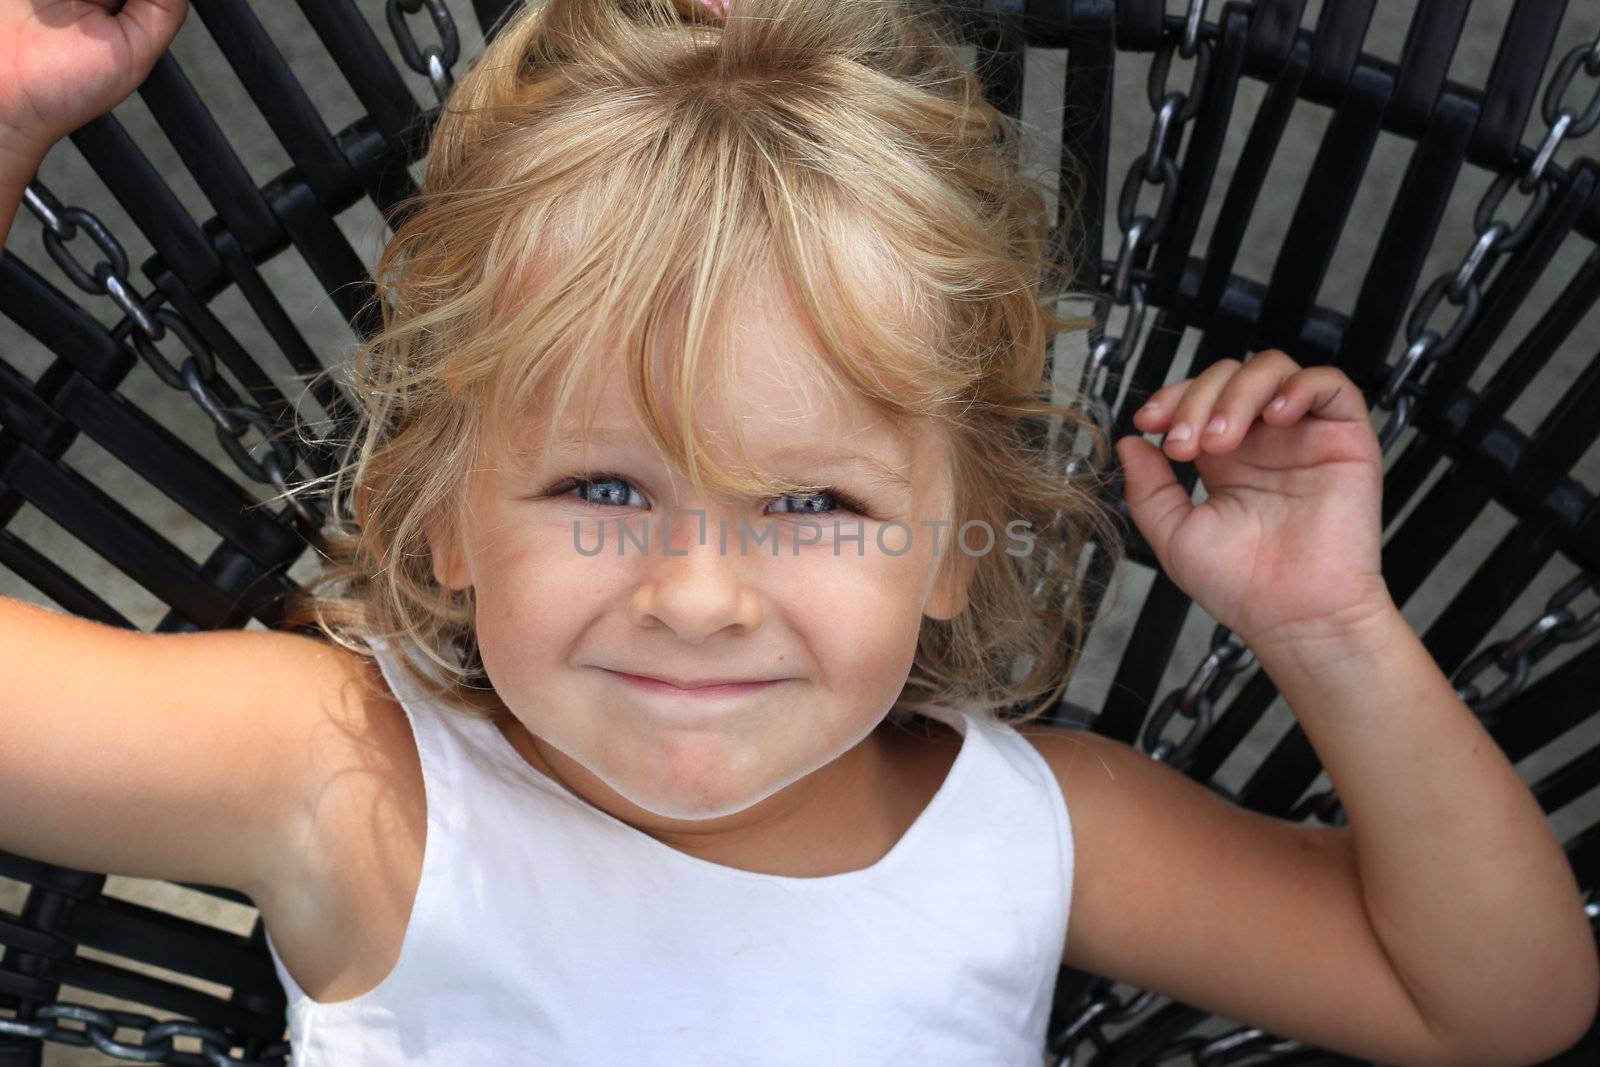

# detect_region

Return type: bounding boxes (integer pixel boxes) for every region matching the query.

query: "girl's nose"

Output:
[627,510,763,643]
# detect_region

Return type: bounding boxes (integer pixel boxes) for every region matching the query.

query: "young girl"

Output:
[1,1,1595,1064]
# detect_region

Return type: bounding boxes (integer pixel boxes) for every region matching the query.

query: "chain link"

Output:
[1452,571,1600,715]
[1371,27,1600,456]
[1180,0,1207,60]
[1140,624,1255,771]
[386,0,460,104]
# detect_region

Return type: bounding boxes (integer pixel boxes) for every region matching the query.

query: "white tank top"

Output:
[263,635,1076,1065]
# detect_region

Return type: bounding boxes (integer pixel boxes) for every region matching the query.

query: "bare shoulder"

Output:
[165,626,421,906]
[249,633,421,906]
[1015,722,1458,1067]
[249,632,428,1002]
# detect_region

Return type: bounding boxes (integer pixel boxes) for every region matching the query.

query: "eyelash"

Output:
[543,471,874,518]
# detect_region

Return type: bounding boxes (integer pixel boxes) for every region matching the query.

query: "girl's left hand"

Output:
[1113,349,1393,651]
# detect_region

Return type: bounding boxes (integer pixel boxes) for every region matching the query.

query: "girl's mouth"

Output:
[600,668,788,699]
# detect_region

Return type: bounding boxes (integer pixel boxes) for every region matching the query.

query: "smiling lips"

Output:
[600,668,788,697]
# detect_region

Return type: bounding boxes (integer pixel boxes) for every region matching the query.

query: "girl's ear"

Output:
[427,522,473,591]
[924,549,975,621]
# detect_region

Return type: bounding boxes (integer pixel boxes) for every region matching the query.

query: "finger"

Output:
[1130,374,1197,427]
[1154,357,1243,462]
[1113,434,1192,572]
[112,0,188,63]
[1129,363,1235,437]
[1194,348,1303,453]
[1265,365,1369,427]
[1130,382,1183,433]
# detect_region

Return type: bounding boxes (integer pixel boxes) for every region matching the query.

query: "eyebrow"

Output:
[537,428,913,491]
[769,444,913,492]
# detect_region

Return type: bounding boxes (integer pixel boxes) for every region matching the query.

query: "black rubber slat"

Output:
[1471,0,1569,166]
[67,115,224,299]
[1389,0,1472,135]
[1058,0,1114,295]
[48,375,302,567]
[1111,0,1164,51]
[1255,60,1392,353]
[292,0,426,147]
[1,444,240,627]
[1240,0,1308,78]
[1302,0,1377,104]
[0,254,139,390]
[0,529,129,626]
[1193,39,1307,319]
[137,51,283,258]
[65,896,284,1010]
[190,0,361,208]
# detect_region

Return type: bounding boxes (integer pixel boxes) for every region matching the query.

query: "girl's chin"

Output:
[602,768,800,823]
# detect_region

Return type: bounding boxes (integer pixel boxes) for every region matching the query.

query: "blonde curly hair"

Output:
[279,0,1124,729]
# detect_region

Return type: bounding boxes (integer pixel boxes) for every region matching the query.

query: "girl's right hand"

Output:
[0,0,189,166]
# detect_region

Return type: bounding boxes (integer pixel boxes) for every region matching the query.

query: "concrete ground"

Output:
[1,1,1596,1063]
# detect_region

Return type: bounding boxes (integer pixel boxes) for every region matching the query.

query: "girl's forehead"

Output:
[519,365,915,467]
[498,342,945,496]
[521,293,900,446]
[485,225,948,478]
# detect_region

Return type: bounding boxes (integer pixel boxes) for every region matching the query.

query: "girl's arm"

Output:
[1055,350,1600,1067]
[0,595,342,897]
[1252,605,1598,1058]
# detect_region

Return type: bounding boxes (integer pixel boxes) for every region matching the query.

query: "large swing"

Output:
[2,1,1598,1064]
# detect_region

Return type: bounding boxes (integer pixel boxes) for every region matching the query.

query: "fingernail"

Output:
[1268,396,1287,412]
[1204,416,1227,436]
[1167,423,1191,443]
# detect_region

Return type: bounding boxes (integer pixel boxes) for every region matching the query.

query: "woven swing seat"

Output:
[2,1,1599,1064]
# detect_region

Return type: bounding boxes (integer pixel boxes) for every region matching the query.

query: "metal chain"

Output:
[1050,982,1314,1067]
[1371,27,1600,455]
[0,1004,288,1066]
[1048,980,1162,1064]
[1451,570,1600,714]
[1069,0,1211,480]
[1140,622,1254,771]
[6,6,474,1062]
[19,180,319,526]
[386,0,460,104]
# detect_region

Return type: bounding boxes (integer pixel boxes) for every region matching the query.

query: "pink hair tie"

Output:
[699,0,730,17]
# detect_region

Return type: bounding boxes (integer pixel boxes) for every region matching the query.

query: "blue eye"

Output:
[769,488,864,516]
[552,473,647,509]
[544,473,871,517]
